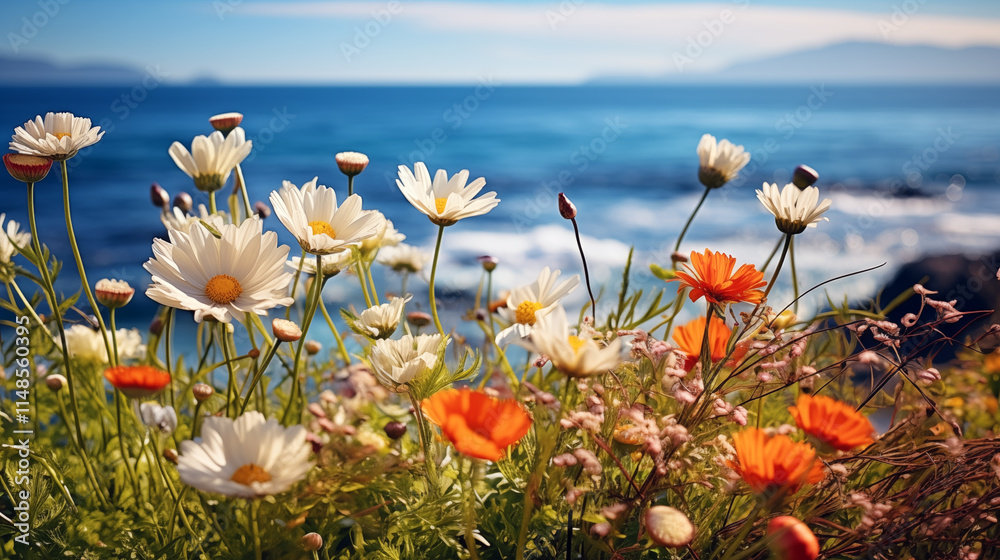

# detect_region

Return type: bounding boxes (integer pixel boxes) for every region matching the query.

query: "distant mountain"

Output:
[590,42,1000,85]
[0,55,151,85]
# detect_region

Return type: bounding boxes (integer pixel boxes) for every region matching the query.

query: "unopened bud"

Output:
[163,448,179,464]
[384,420,407,440]
[209,112,243,135]
[767,516,819,560]
[149,317,164,336]
[670,251,688,264]
[791,165,819,189]
[3,153,52,184]
[247,348,261,359]
[304,340,322,355]
[335,151,369,177]
[558,192,577,219]
[150,183,170,208]
[254,200,271,219]
[478,255,499,272]
[272,318,303,342]
[45,374,67,392]
[645,506,695,548]
[173,192,193,213]
[299,532,324,552]
[95,278,135,309]
[407,311,431,328]
[192,383,214,402]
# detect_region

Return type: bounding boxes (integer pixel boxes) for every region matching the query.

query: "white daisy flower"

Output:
[65,324,146,364]
[345,296,412,339]
[177,411,313,498]
[288,252,354,278]
[269,180,380,255]
[359,211,406,255]
[369,333,447,392]
[168,128,252,193]
[1,213,30,264]
[376,243,430,274]
[495,267,580,347]
[756,182,832,235]
[518,307,622,378]
[161,203,228,234]
[396,162,499,227]
[144,218,294,323]
[10,112,104,160]
[139,402,178,435]
[697,133,750,189]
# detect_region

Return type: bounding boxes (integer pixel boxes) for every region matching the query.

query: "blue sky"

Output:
[3,0,1000,83]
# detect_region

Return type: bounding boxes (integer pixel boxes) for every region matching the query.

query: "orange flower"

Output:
[672,249,766,305]
[422,388,532,462]
[104,365,171,399]
[767,516,820,560]
[731,429,824,495]
[788,394,875,452]
[672,315,734,370]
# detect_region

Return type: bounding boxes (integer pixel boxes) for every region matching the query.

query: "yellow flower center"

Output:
[435,197,449,214]
[308,220,336,238]
[54,132,71,140]
[230,463,272,485]
[204,274,243,305]
[515,301,543,325]
[568,335,587,353]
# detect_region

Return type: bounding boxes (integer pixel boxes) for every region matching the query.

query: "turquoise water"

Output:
[2,85,999,330]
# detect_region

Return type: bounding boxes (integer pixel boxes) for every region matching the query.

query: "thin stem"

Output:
[220,323,239,418]
[347,175,354,197]
[164,309,176,411]
[209,191,218,214]
[428,224,446,335]
[407,392,439,493]
[789,235,800,314]
[251,499,263,560]
[365,261,380,305]
[759,235,784,274]
[240,340,282,415]
[570,217,597,320]
[319,297,351,366]
[672,186,712,265]
[235,163,252,221]
[355,261,374,308]
[60,161,113,361]
[114,390,141,502]
[282,256,324,424]
[55,392,109,507]
[463,459,482,560]
[109,309,120,367]
[761,234,792,301]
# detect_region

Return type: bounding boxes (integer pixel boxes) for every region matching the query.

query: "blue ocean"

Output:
[1,84,999,332]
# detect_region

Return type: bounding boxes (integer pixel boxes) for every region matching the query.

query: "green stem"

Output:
[28,180,108,508]
[365,261,380,305]
[347,175,354,197]
[235,163,252,221]
[209,191,218,214]
[109,309,120,367]
[60,162,113,360]
[220,324,239,418]
[672,186,711,266]
[240,340,282,415]
[164,309,176,411]
[463,459,482,560]
[114,390,141,502]
[319,297,351,366]
[789,236,800,314]
[759,235,783,274]
[408,392,439,493]
[55,392,109,507]
[282,255,324,424]
[355,261,374,308]
[251,499,263,560]
[428,224,446,335]
[761,234,792,302]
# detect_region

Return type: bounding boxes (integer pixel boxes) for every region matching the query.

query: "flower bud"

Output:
[254,200,271,219]
[791,165,819,189]
[644,506,695,548]
[558,192,577,220]
[163,448,179,464]
[150,183,170,208]
[272,318,303,342]
[149,317,164,336]
[173,192,193,213]
[767,516,819,560]
[192,383,214,402]
[335,151,369,177]
[670,251,689,264]
[407,311,431,328]
[3,153,52,183]
[247,348,261,359]
[299,532,324,552]
[95,278,135,309]
[209,112,243,135]
[304,340,322,355]
[384,420,407,440]
[478,255,499,272]
[45,373,67,392]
